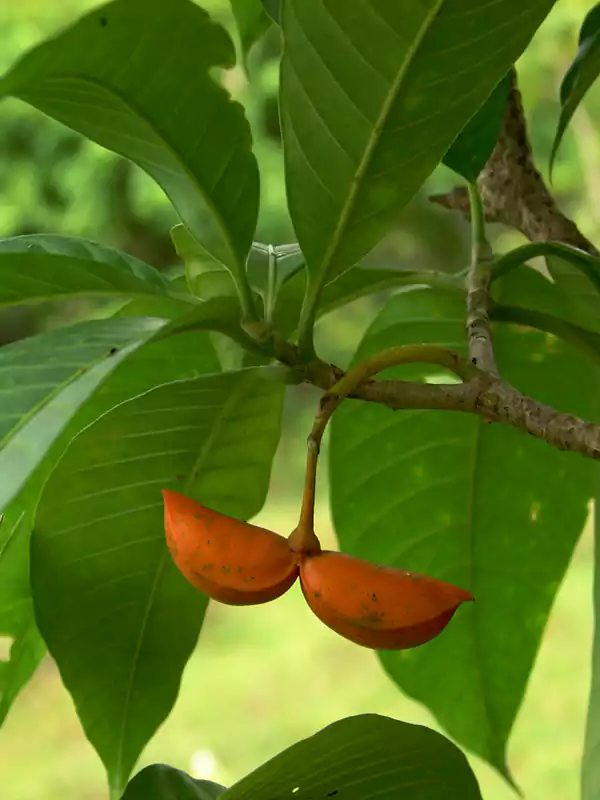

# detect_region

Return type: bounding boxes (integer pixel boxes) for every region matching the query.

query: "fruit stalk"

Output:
[289,344,480,554]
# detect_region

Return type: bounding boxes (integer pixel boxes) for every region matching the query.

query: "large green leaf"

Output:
[583,476,600,800]
[32,366,285,796]
[279,0,555,287]
[0,234,170,306]
[329,286,595,781]
[123,765,226,800]
[443,72,510,182]
[0,0,260,308]
[0,317,165,513]
[550,3,600,173]
[0,325,221,723]
[0,506,46,726]
[224,714,482,799]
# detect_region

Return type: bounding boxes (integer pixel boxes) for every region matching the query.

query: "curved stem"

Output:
[288,344,481,552]
[490,241,600,291]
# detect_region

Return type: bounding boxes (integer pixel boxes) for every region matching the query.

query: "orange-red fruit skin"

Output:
[299,551,473,650]
[162,489,298,605]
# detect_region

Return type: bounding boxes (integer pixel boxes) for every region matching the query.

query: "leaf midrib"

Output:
[307,0,444,287]
[112,549,168,793]
[465,417,499,764]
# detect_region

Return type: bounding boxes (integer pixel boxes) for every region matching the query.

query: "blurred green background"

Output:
[0,1,597,798]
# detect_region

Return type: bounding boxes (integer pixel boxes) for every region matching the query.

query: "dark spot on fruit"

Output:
[100,16,108,26]
[371,593,377,601]
[221,565,231,574]
[206,539,211,545]
[237,566,244,572]
[201,564,213,572]
[193,513,203,519]
[314,592,321,599]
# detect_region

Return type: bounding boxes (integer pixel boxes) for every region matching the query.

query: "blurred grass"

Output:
[0,498,592,800]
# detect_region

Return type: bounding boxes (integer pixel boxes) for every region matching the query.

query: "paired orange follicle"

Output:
[162,490,473,650]
[163,345,476,651]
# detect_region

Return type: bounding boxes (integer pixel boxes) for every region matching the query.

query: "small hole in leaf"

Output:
[292,788,300,795]
[0,635,14,661]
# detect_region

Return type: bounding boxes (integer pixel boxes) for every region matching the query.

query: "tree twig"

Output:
[430,68,599,255]
[272,339,600,460]
[466,183,498,374]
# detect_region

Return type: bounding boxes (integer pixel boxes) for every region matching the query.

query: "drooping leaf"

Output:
[550,2,600,173]
[329,286,595,782]
[224,714,482,800]
[113,295,195,322]
[279,0,556,289]
[0,507,46,726]
[32,366,285,796]
[443,72,511,182]
[0,0,260,307]
[123,764,226,800]
[229,0,272,60]
[0,317,166,513]
[0,234,169,306]
[171,223,304,313]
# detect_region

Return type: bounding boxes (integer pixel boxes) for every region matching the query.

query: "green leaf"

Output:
[0,0,260,314]
[443,72,511,182]
[0,317,165,513]
[280,0,555,287]
[123,765,226,800]
[273,265,463,338]
[583,473,600,800]
[545,255,600,335]
[229,0,272,60]
[224,714,482,799]
[0,234,169,306]
[550,3,600,173]
[490,262,600,361]
[329,286,595,782]
[0,507,46,726]
[32,366,285,796]
[113,295,195,322]
[0,326,222,725]
[171,223,304,314]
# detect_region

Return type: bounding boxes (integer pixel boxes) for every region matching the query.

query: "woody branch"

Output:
[275,66,600,462]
